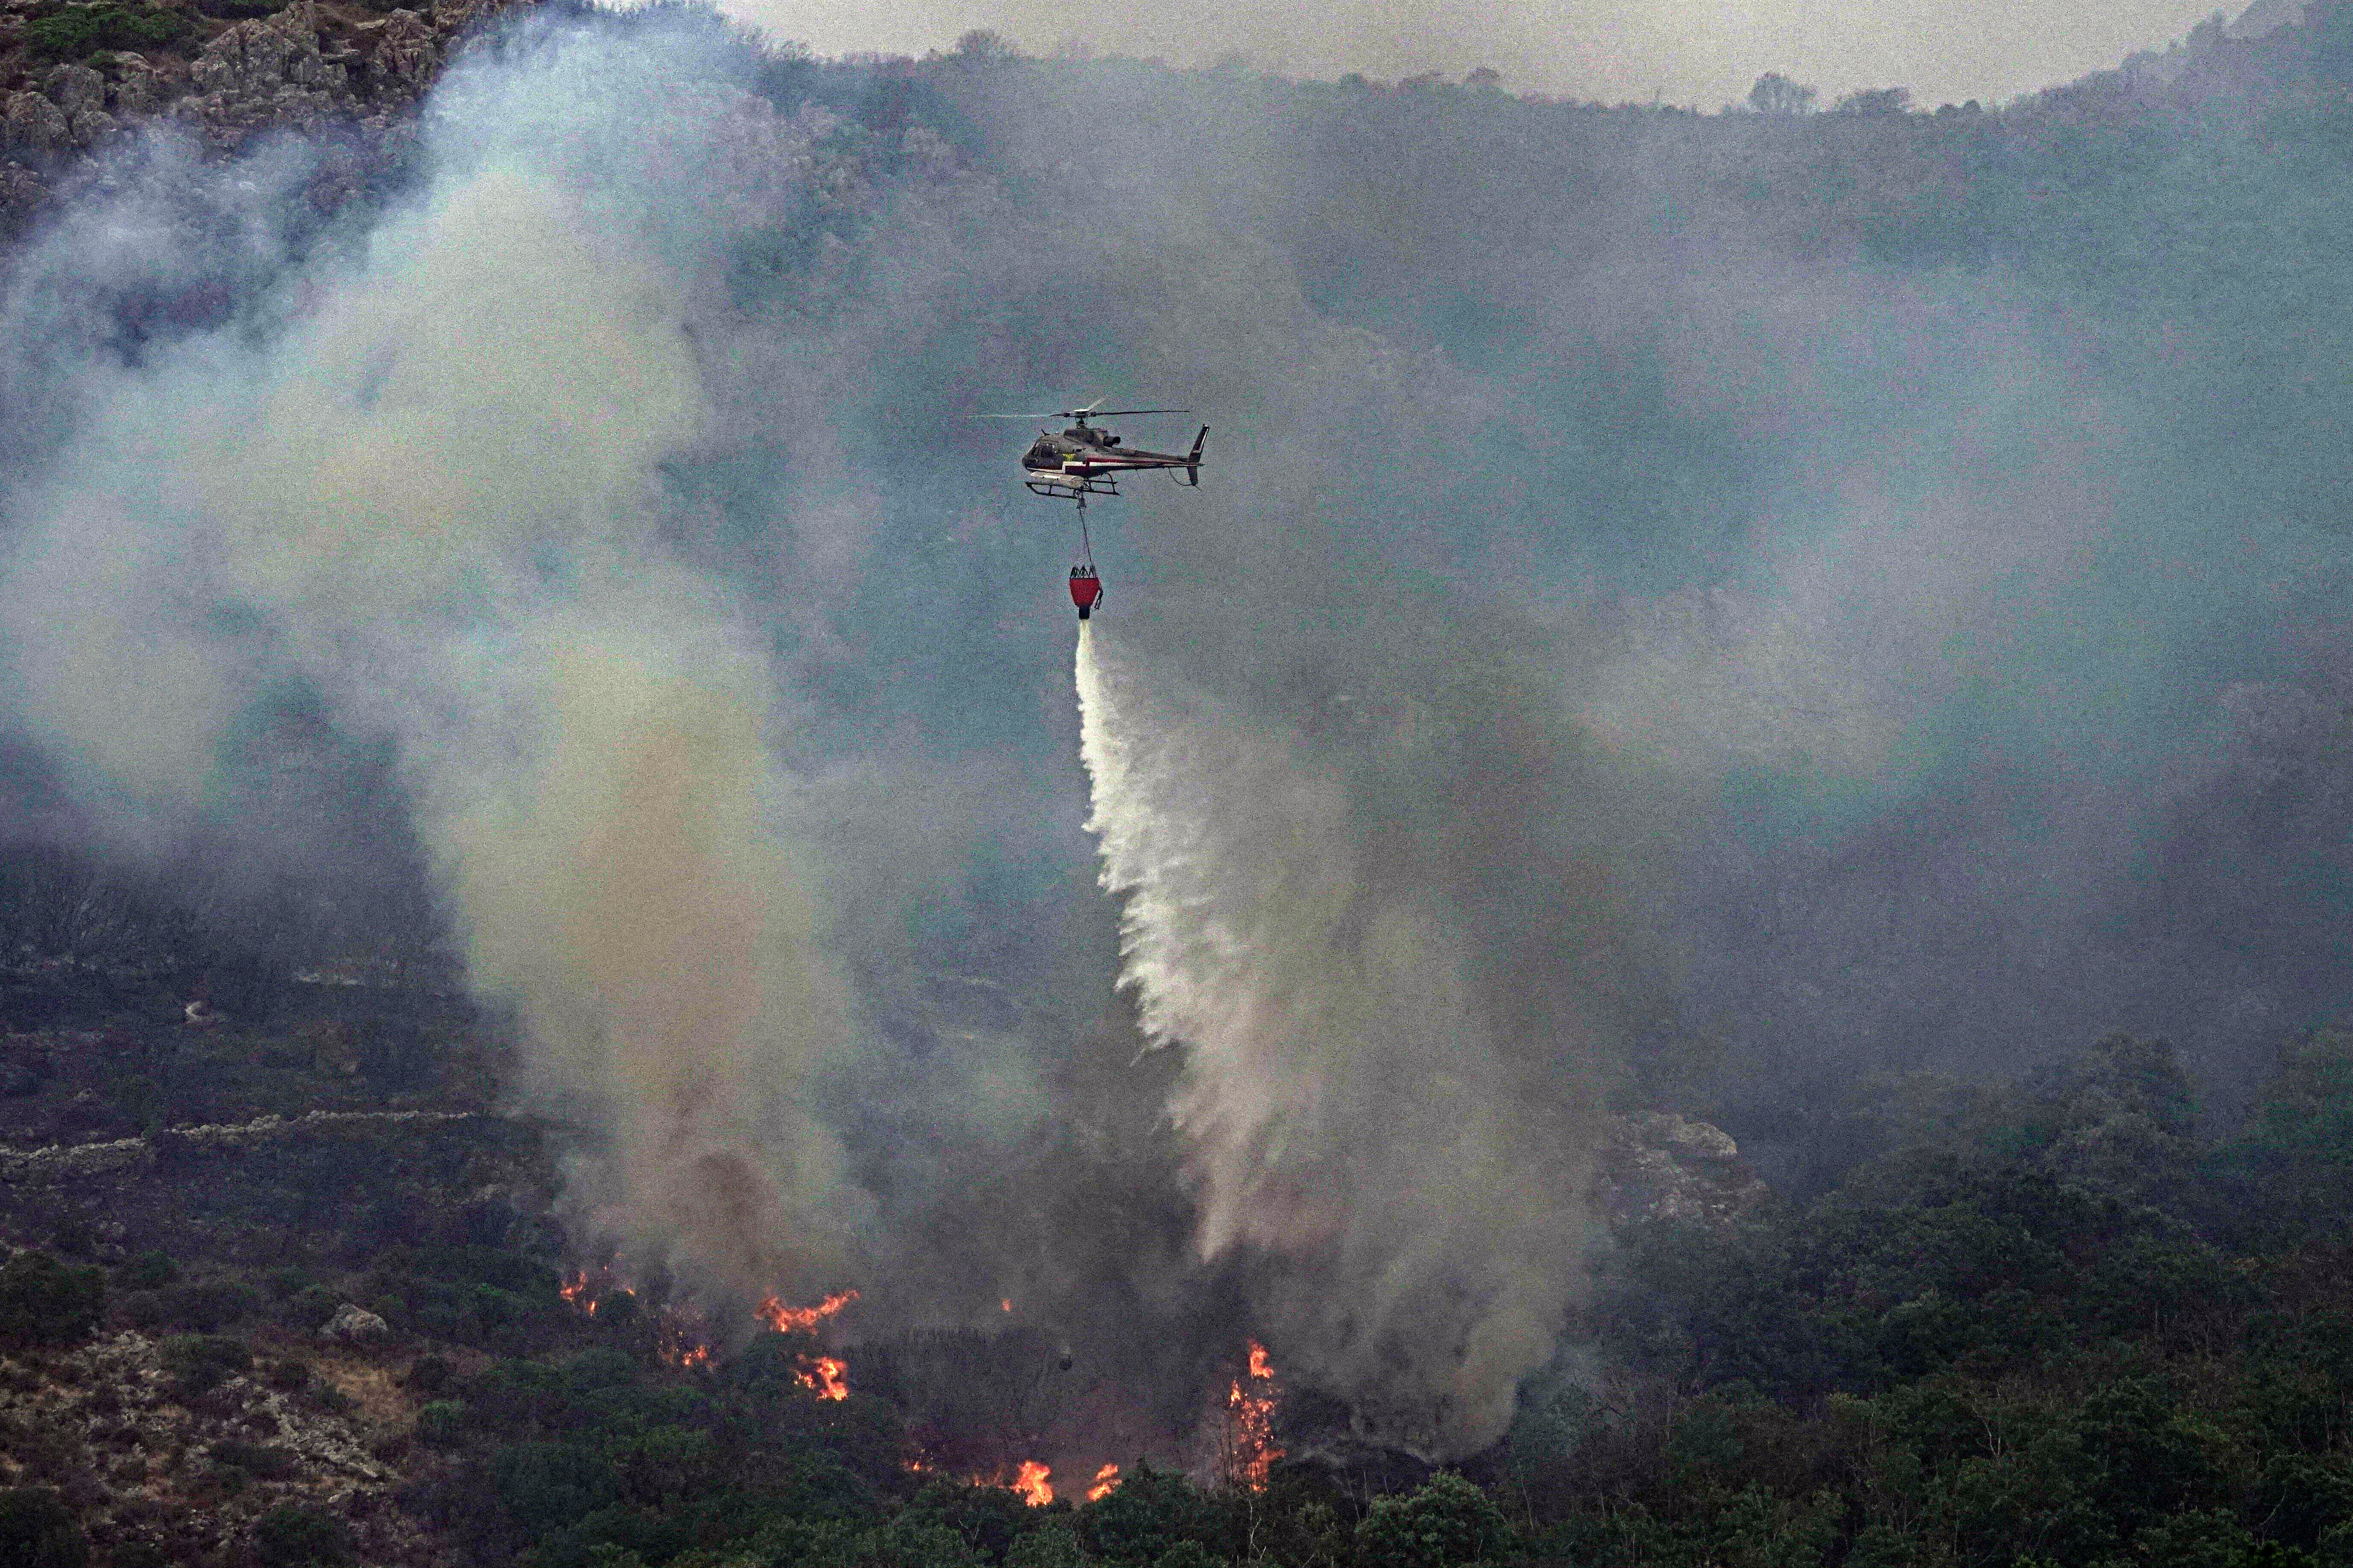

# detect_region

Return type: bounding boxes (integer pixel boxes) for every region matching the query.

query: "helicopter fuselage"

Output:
[1021,422,1206,497]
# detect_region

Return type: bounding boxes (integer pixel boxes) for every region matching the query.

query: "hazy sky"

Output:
[722,0,2238,106]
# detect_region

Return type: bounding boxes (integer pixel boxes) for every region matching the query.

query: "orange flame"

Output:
[1012,1460,1053,1506]
[559,1269,637,1317]
[795,1355,849,1400]
[1001,1298,1013,1312]
[1223,1341,1282,1491]
[656,1310,715,1371]
[755,1288,860,1334]
[1085,1463,1121,1502]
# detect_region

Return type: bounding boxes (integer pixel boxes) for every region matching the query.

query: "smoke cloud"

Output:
[0,0,2348,1467]
[0,21,872,1303]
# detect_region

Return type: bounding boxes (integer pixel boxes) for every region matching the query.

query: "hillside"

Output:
[5,2,2353,1567]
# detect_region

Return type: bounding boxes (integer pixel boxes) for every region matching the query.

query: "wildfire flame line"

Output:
[560,1269,636,1317]
[1086,1463,1121,1502]
[756,1288,860,1334]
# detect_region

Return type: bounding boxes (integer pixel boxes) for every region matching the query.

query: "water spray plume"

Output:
[1075,621,1599,1454]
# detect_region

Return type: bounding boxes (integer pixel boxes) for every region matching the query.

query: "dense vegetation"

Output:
[16,1022,2353,1568]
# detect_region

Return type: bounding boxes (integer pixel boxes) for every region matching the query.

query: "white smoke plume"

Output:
[0,22,870,1303]
[1076,622,1601,1454]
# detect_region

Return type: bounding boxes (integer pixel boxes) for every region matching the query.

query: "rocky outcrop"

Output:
[1594,1112,1771,1229]
[359,9,438,97]
[2,62,125,158]
[0,1331,436,1565]
[0,0,536,228]
[111,54,177,117]
[317,1304,390,1345]
[1,89,68,155]
[0,1108,477,1186]
[176,0,351,146]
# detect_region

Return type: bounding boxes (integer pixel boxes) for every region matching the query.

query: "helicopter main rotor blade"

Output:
[971,413,1063,419]
[1066,407,1191,417]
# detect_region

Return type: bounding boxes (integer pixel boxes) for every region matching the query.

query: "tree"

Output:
[1832,86,1912,115]
[952,29,1014,60]
[0,1490,86,1568]
[250,1506,353,1568]
[1747,72,1815,114]
[0,1252,103,1346]
[1355,1473,1512,1568]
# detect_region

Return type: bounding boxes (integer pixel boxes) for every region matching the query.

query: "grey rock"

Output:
[316,1303,390,1344]
[2,92,69,155]
[362,9,438,95]
[45,63,105,117]
[1594,1112,1769,1230]
[67,109,118,148]
[180,0,348,144]
[110,57,175,116]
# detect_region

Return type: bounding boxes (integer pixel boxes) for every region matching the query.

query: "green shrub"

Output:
[287,1283,340,1328]
[164,1278,261,1332]
[159,1333,250,1396]
[107,1074,162,1131]
[114,1251,177,1291]
[1080,1464,1219,1564]
[251,1505,352,1568]
[0,1250,104,1345]
[24,5,192,62]
[1355,1473,1513,1568]
[117,1289,167,1330]
[415,1400,465,1447]
[0,1488,86,1568]
[212,1440,297,1479]
[492,1442,623,1536]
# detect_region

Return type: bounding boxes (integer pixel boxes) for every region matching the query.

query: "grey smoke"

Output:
[0,5,2347,1467]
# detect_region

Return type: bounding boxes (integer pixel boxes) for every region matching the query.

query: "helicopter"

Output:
[977,402,1209,620]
